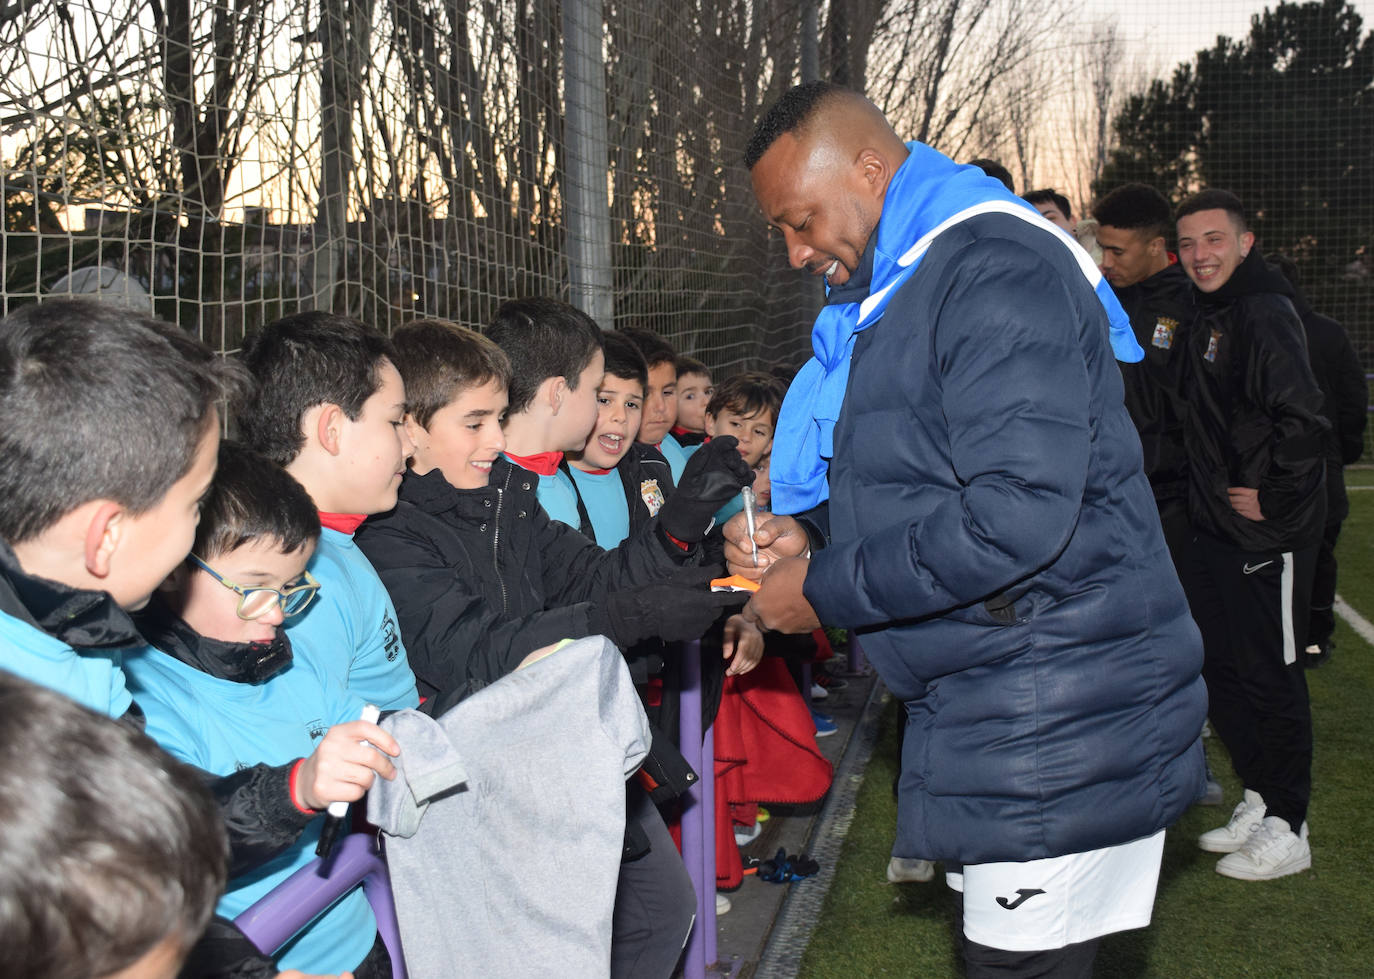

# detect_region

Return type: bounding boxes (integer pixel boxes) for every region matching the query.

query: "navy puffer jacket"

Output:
[802,213,1207,864]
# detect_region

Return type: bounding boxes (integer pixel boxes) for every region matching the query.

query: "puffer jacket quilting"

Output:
[802,213,1208,864]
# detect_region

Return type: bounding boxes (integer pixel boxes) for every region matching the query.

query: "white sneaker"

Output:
[810,682,828,700]
[715,891,732,915]
[1215,816,1311,880]
[886,856,935,883]
[1198,789,1266,853]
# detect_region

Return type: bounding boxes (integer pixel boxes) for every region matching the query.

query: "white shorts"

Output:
[946,830,1165,952]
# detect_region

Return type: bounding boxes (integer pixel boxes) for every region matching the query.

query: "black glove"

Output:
[658,436,754,543]
[589,566,750,648]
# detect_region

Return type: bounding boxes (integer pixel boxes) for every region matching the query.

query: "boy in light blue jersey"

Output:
[239,311,420,712]
[126,442,401,977]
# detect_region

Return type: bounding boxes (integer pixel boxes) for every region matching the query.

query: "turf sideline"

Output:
[1334,594,1374,647]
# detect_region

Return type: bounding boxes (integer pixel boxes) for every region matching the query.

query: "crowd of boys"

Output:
[0,285,805,977]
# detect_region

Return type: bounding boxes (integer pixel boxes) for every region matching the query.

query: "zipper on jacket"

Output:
[492,469,510,615]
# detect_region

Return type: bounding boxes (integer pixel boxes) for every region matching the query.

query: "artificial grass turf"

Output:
[799,479,1374,977]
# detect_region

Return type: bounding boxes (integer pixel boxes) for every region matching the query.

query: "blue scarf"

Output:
[770,142,1143,515]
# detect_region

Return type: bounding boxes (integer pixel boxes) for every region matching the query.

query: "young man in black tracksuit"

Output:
[1094,183,1197,565]
[356,319,754,979]
[1174,190,1328,882]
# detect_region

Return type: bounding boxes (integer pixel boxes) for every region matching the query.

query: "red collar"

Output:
[572,465,613,476]
[505,451,564,477]
[1167,251,1178,265]
[670,425,696,437]
[319,512,367,535]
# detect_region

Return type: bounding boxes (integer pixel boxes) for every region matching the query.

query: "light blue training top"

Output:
[657,433,690,485]
[0,609,133,717]
[564,467,631,547]
[286,527,419,711]
[124,644,375,974]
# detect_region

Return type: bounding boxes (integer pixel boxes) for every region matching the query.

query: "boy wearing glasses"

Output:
[126,441,400,977]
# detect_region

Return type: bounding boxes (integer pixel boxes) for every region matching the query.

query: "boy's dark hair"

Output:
[195,441,321,559]
[601,332,649,392]
[1176,189,1248,231]
[392,319,512,428]
[616,326,677,370]
[0,672,226,978]
[707,371,786,424]
[0,298,247,544]
[675,355,710,379]
[967,158,1016,192]
[237,311,397,465]
[485,298,604,415]
[1023,188,1073,221]
[1092,183,1172,242]
[745,81,845,170]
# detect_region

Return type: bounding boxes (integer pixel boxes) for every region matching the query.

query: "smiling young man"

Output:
[1172,189,1328,882]
[724,81,1207,978]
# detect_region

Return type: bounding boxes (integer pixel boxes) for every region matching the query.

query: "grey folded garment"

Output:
[368,635,650,978]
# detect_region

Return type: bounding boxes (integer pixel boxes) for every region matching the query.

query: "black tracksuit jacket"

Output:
[1183,250,1328,552]
[1115,261,1196,505]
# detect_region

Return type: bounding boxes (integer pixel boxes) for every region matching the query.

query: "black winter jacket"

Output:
[799,216,1207,864]
[1298,301,1367,469]
[355,458,694,711]
[1183,250,1328,551]
[1115,261,1196,504]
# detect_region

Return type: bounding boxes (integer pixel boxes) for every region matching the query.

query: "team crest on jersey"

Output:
[1203,329,1222,363]
[1151,317,1178,349]
[640,478,666,516]
[381,612,401,662]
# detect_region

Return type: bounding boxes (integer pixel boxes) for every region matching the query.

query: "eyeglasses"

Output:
[188,555,321,620]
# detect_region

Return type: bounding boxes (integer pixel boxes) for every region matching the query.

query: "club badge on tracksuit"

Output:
[1204,329,1223,363]
[640,478,665,516]
[1151,317,1179,349]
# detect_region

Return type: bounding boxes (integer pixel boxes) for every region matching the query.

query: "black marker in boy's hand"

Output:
[658,436,754,543]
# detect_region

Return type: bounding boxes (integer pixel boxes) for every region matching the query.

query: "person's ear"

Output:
[545,376,568,416]
[1148,236,1165,257]
[1240,230,1255,257]
[857,148,888,194]
[403,413,427,452]
[307,403,345,456]
[704,413,718,438]
[82,501,125,581]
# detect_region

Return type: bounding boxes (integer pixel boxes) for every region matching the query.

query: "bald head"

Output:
[747,83,909,288]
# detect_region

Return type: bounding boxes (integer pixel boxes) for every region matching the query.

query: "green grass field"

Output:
[800,476,1374,977]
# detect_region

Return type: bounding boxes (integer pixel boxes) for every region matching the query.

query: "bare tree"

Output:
[862,0,1072,161]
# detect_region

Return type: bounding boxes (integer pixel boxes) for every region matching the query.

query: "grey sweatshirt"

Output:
[368,635,651,978]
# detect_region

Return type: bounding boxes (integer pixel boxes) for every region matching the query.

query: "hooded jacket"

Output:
[798,215,1207,865]
[1183,249,1328,551]
[1115,261,1196,505]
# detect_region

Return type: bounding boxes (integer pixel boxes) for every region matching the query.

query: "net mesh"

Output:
[2,0,1371,452]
